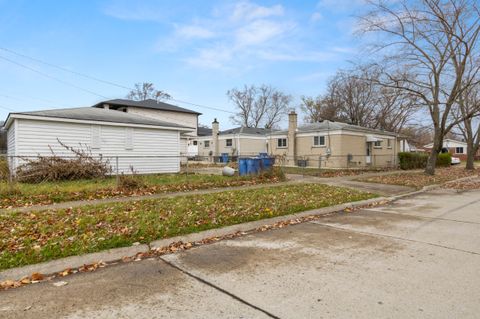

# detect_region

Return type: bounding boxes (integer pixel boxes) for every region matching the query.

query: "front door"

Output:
[366,142,372,165]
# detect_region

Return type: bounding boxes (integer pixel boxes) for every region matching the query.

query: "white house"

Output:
[92,99,201,158]
[4,107,192,174]
[424,138,472,160]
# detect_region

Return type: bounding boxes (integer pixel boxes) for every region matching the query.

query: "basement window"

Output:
[277,138,287,148]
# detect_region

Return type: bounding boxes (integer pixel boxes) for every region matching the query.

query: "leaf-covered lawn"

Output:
[282,166,394,178]
[356,167,479,189]
[0,172,283,209]
[0,183,376,270]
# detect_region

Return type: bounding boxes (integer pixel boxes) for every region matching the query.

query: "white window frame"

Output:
[277,138,287,148]
[387,139,392,148]
[204,141,210,148]
[91,125,101,150]
[226,139,233,147]
[125,128,133,150]
[313,135,326,147]
[373,140,382,148]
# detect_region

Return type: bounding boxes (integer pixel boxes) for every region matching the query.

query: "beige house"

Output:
[268,112,402,168]
[194,119,270,159]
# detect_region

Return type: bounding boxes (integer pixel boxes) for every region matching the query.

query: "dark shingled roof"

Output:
[10,107,193,129]
[219,127,272,136]
[197,127,213,136]
[92,99,202,115]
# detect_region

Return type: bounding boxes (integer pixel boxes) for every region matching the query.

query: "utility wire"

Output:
[0,54,109,99]
[0,46,235,114]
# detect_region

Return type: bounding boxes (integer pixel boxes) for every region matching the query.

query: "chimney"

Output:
[103,103,110,109]
[212,118,219,158]
[288,111,297,164]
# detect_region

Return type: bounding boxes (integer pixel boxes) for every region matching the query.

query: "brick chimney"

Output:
[212,118,219,158]
[288,111,297,165]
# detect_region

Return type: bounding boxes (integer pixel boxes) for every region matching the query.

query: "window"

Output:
[374,140,382,148]
[226,139,233,147]
[456,147,464,154]
[313,136,325,146]
[387,139,391,148]
[125,128,133,150]
[91,125,101,149]
[193,141,198,146]
[277,138,287,148]
[204,141,210,148]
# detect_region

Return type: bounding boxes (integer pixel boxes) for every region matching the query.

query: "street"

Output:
[1,188,479,319]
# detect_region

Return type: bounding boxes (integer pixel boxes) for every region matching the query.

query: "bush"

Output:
[0,158,8,181]
[117,166,146,190]
[398,152,428,170]
[398,152,452,170]
[437,153,452,167]
[16,140,111,183]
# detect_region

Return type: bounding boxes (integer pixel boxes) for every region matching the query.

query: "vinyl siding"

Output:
[127,107,198,136]
[7,120,15,157]
[13,119,180,174]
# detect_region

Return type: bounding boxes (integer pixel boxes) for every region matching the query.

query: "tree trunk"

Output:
[425,132,442,175]
[465,140,476,170]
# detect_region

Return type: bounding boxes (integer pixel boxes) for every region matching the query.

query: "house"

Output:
[268,111,403,168]
[424,139,479,160]
[4,107,192,174]
[194,119,271,159]
[0,121,6,153]
[92,99,201,158]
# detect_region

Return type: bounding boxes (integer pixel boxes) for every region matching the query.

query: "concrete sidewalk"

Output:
[1,189,479,318]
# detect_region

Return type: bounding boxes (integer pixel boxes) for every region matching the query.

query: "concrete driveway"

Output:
[1,189,479,319]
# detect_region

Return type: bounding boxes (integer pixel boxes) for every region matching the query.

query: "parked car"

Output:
[451,156,461,165]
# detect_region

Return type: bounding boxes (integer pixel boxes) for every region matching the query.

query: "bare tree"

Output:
[359,0,480,175]
[228,85,291,129]
[454,82,480,169]
[126,82,171,101]
[301,65,418,133]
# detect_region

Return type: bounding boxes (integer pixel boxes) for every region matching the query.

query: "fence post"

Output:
[115,156,119,187]
[185,155,189,180]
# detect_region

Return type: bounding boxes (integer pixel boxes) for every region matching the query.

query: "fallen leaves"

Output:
[357,167,479,189]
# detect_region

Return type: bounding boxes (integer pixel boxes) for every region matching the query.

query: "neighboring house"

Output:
[92,99,201,158]
[0,121,6,154]
[424,139,479,160]
[4,107,192,174]
[268,111,403,168]
[194,119,271,159]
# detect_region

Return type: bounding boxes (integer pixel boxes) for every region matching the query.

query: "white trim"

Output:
[6,114,193,132]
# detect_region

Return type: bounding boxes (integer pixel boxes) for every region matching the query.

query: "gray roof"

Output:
[271,120,397,136]
[219,127,273,136]
[9,107,193,129]
[197,127,213,136]
[93,99,202,115]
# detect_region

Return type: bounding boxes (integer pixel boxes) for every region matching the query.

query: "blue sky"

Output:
[0,0,368,128]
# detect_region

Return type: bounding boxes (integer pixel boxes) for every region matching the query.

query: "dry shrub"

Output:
[0,158,8,181]
[117,166,146,190]
[16,140,111,183]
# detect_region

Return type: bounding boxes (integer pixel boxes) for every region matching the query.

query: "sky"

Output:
[0,0,369,129]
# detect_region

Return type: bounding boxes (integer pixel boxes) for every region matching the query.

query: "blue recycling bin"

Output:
[221,153,229,163]
[259,152,268,158]
[246,158,257,175]
[262,157,273,170]
[238,158,248,176]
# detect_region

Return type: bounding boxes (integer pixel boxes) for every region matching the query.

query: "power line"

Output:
[0,46,235,114]
[0,54,109,99]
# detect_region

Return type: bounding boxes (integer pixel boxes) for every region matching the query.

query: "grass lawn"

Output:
[356,167,479,189]
[0,183,376,270]
[0,171,283,209]
[281,166,394,178]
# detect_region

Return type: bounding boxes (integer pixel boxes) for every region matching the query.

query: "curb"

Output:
[0,197,386,282]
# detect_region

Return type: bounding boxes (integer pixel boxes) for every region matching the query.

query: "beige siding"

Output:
[13,119,180,174]
[126,107,197,136]
[196,135,267,157]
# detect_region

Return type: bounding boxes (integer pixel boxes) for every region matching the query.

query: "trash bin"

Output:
[221,153,229,163]
[262,157,273,170]
[259,152,268,158]
[238,158,248,176]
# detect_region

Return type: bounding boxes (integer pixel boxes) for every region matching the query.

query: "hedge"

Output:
[398,152,452,170]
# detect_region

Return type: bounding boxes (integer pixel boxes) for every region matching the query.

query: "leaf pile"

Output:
[282,167,394,178]
[442,176,480,190]
[356,167,479,189]
[0,183,375,271]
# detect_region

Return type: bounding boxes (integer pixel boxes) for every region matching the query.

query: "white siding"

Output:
[7,120,15,157]
[126,107,197,136]
[13,119,180,174]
